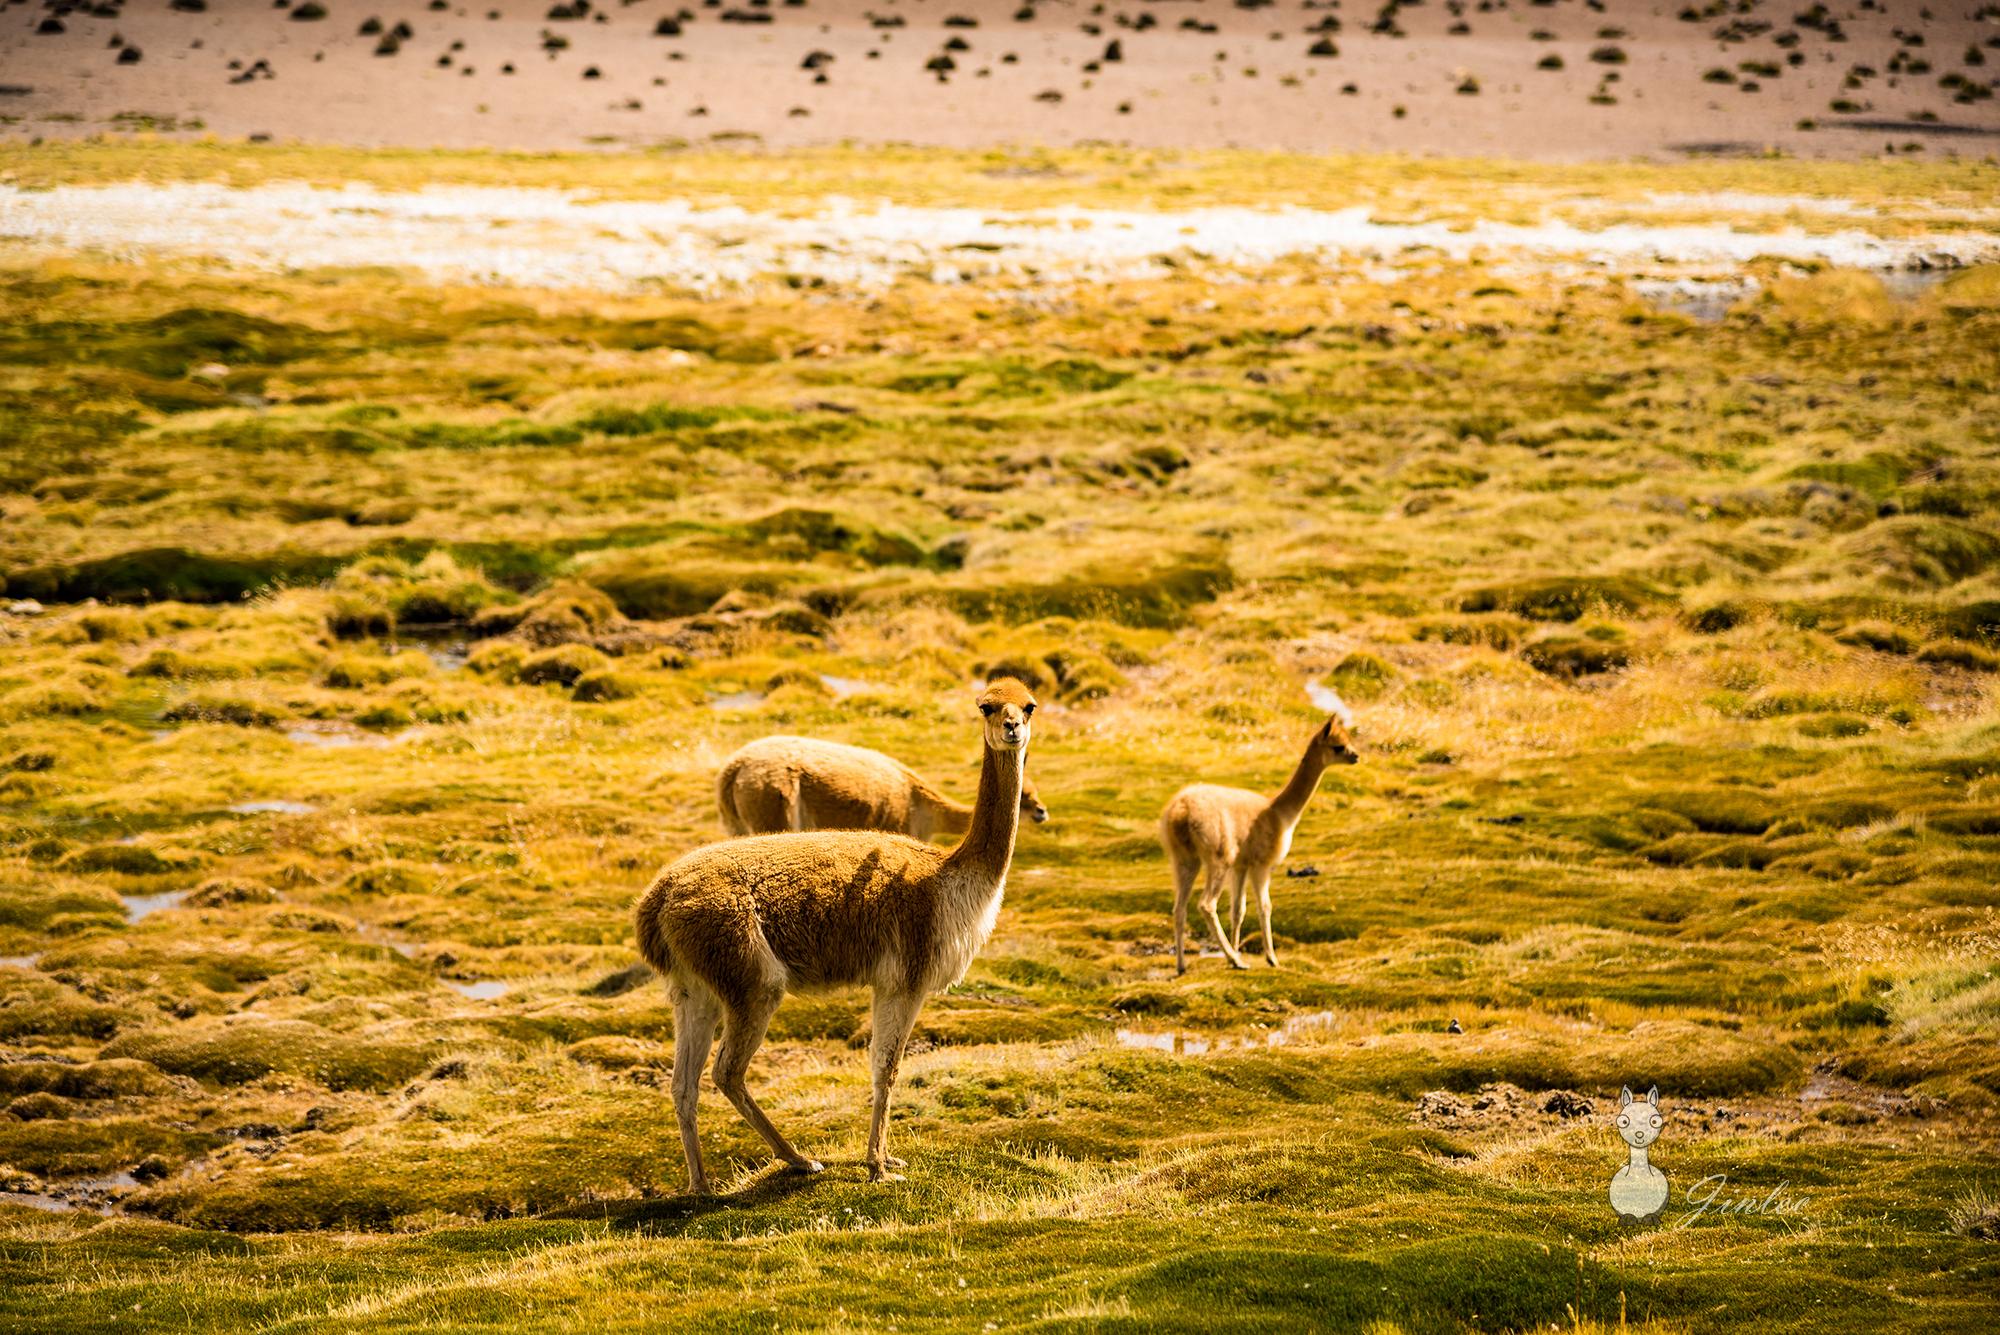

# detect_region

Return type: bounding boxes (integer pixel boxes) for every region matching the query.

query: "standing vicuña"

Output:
[1159,716,1359,974]
[634,679,1037,1194]
[715,735,1048,839]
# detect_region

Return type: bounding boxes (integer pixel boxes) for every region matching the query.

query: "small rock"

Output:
[1413,1090,1468,1120]
[226,1122,283,1141]
[130,1155,172,1184]
[6,601,44,617]
[1542,1090,1595,1119]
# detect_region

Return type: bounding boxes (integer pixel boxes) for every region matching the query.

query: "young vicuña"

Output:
[634,679,1038,1194]
[1159,716,1359,974]
[715,734,1048,839]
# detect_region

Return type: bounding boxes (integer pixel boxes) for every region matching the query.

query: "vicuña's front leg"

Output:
[865,990,926,1181]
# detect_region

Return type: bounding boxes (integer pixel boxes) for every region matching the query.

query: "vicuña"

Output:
[715,734,1048,839]
[1159,715,1359,974]
[634,679,1038,1193]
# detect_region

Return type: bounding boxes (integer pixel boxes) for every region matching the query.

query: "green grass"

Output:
[0,145,1996,1332]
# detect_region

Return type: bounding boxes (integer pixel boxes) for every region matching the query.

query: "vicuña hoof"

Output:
[787,1159,825,1175]
[882,1155,907,1169]
[868,1167,906,1183]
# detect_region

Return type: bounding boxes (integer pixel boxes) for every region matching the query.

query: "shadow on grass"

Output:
[536,1162,826,1231]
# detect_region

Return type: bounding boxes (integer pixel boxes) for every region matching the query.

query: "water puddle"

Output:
[0,954,41,970]
[352,919,421,959]
[442,979,511,1000]
[121,891,190,924]
[1113,1010,1341,1056]
[818,675,876,699]
[708,691,767,711]
[226,800,318,816]
[1,1171,140,1215]
[1635,278,1754,324]
[1638,267,1953,323]
[286,727,406,748]
[1880,268,1954,302]
[389,625,470,673]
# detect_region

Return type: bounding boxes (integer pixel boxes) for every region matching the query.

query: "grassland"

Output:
[0,144,1997,1333]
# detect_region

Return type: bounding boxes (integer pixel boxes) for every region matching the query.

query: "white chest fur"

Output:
[933,867,1006,990]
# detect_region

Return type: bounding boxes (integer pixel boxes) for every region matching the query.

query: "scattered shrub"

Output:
[1522,637,1630,678]
[186,878,278,908]
[572,670,647,702]
[1798,714,1872,738]
[100,1018,430,1091]
[353,700,416,730]
[322,652,435,689]
[1330,652,1397,699]
[519,644,612,686]
[1635,789,1776,835]
[1916,639,2000,672]
[1459,576,1665,622]
[1836,621,1918,654]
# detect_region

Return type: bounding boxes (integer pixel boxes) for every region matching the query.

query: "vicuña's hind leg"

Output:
[1229,872,1249,953]
[865,989,926,1181]
[670,983,723,1195]
[1170,846,1199,975]
[1251,866,1278,966]
[712,982,822,1178]
[1200,864,1249,970]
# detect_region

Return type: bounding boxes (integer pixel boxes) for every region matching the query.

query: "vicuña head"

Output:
[634,678,1036,1193]
[1160,713,1360,974]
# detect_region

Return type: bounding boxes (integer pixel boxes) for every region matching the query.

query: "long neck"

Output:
[942,742,1022,885]
[1266,740,1329,826]
[1628,1144,1650,1170]
[916,783,975,836]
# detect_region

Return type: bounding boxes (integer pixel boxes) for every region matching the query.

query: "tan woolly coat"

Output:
[1160,716,1359,974]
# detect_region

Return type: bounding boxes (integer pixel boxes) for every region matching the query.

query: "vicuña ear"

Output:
[1620,1086,1634,1107]
[1647,1085,1660,1107]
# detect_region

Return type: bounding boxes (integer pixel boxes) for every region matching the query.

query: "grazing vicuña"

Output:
[715,734,1048,839]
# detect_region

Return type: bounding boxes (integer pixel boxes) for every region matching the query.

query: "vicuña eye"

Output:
[1022,703,1035,717]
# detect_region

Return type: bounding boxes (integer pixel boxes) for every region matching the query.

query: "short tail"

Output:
[715,760,749,837]
[634,879,674,977]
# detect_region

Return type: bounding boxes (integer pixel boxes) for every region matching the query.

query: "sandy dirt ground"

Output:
[0,0,1997,159]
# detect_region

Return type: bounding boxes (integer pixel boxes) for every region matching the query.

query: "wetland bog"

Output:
[0,143,1997,1333]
